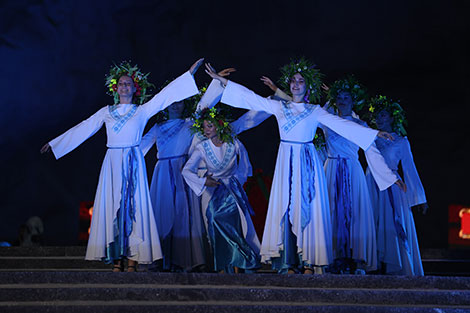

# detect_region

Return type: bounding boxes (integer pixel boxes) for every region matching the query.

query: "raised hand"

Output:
[321,83,330,92]
[260,76,278,92]
[205,63,228,86]
[189,58,204,75]
[218,68,236,77]
[40,143,51,154]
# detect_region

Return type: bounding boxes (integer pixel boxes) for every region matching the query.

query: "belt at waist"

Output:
[280,139,313,144]
[107,144,139,149]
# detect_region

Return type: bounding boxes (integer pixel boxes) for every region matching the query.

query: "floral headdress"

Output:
[105,61,154,105]
[279,57,324,104]
[366,95,408,136]
[326,75,368,113]
[191,105,234,143]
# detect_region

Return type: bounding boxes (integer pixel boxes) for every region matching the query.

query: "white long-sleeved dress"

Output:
[48,71,198,264]
[182,138,261,272]
[220,81,378,268]
[366,134,427,275]
[322,115,398,271]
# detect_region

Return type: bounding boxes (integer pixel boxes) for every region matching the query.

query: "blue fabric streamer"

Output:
[280,140,315,232]
[387,188,410,254]
[273,145,302,272]
[299,144,315,231]
[104,147,138,263]
[331,155,352,259]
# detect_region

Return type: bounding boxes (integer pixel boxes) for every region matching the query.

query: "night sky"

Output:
[1,0,469,248]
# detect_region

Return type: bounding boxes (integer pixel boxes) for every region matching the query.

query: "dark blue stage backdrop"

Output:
[1,0,468,247]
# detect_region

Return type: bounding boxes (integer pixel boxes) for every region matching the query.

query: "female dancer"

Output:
[182,106,261,273]
[41,59,203,271]
[365,95,427,276]
[206,58,393,274]
[322,77,404,274]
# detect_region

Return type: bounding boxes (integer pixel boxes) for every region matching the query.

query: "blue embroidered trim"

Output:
[202,140,235,171]
[157,119,185,147]
[109,105,137,133]
[280,102,315,133]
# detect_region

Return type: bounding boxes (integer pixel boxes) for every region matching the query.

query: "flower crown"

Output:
[279,57,324,104]
[366,95,408,136]
[105,61,155,105]
[326,75,368,113]
[191,106,234,143]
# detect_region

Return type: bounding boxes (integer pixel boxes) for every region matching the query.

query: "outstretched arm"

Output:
[260,75,292,101]
[205,63,229,86]
[260,76,278,92]
[42,107,106,159]
[142,59,201,117]
[196,66,236,111]
[230,110,271,135]
[189,58,204,75]
[317,107,378,151]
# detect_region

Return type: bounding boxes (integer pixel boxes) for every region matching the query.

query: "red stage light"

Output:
[459,208,470,239]
[448,204,470,246]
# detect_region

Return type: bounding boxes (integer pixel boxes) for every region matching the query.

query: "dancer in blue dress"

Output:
[365,95,427,276]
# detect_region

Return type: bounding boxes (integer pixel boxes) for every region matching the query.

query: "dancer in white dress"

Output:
[40,59,203,271]
[205,58,394,274]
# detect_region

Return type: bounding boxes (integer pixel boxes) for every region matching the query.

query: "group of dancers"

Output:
[41,57,427,276]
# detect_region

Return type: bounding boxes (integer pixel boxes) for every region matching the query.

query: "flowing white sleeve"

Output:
[221,80,278,114]
[230,110,271,135]
[49,107,106,159]
[182,145,207,196]
[196,79,224,111]
[401,137,427,206]
[142,71,198,117]
[364,142,398,191]
[316,107,378,151]
[140,124,157,156]
[234,140,253,186]
[274,88,292,101]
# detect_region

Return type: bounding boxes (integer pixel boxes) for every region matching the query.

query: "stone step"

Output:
[1,283,469,306]
[0,256,109,270]
[1,272,469,313]
[0,246,87,257]
[2,247,470,276]
[1,272,470,291]
[1,301,468,313]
